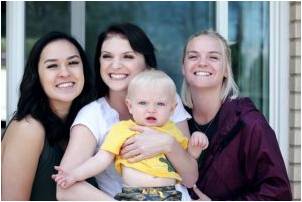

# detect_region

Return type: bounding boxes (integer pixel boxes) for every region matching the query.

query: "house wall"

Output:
[289,1,301,200]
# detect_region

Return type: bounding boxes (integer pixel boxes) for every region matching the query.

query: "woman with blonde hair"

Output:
[181,30,292,200]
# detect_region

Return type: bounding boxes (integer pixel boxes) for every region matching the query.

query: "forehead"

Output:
[102,35,133,52]
[132,86,172,100]
[40,40,79,59]
[186,35,223,53]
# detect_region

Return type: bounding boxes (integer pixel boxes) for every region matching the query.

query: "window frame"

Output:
[5,2,290,167]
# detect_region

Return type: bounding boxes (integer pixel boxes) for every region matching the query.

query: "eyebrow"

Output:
[43,55,80,64]
[101,51,135,54]
[186,50,222,55]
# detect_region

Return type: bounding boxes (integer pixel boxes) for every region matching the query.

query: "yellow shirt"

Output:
[101,120,188,181]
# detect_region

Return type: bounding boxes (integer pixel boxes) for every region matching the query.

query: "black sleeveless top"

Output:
[30,138,64,201]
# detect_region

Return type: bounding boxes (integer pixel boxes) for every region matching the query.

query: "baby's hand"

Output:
[52,166,77,189]
[188,131,209,159]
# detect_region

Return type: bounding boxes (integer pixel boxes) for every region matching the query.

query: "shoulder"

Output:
[2,116,45,153]
[226,97,275,139]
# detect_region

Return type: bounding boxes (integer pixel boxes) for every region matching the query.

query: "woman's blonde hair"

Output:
[127,69,177,104]
[181,30,239,108]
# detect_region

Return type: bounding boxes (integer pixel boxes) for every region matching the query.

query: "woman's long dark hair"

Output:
[13,31,95,145]
[94,22,157,97]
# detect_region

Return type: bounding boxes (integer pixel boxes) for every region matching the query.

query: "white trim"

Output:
[6,1,25,121]
[269,2,289,169]
[216,1,228,40]
[71,1,86,48]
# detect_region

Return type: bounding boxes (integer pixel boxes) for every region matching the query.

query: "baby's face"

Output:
[126,87,176,127]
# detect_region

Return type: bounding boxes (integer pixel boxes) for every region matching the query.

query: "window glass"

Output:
[25,2,70,57]
[229,2,269,118]
[86,2,215,90]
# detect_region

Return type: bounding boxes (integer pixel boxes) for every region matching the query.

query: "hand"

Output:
[188,131,209,159]
[52,166,77,189]
[193,185,211,201]
[120,125,173,162]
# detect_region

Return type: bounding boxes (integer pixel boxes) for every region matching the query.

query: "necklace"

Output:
[193,118,215,135]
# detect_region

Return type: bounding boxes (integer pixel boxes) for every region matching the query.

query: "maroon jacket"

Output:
[188,97,292,200]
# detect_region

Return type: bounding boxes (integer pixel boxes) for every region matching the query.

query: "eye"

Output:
[101,54,112,59]
[46,64,58,69]
[124,54,134,59]
[157,102,166,107]
[209,56,219,60]
[138,101,147,105]
[69,60,80,65]
[187,55,198,60]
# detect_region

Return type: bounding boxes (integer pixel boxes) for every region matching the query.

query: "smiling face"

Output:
[38,39,84,109]
[126,86,176,127]
[182,35,227,91]
[99,34,147,94]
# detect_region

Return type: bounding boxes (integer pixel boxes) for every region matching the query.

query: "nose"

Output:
[147,104,156,113]
[198,55,208,67]
[58,64,71,77]
[111,58,122,69]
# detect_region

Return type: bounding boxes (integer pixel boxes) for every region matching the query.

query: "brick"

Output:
[290,57,301,74]
[289,146,301,163]
[290,2,301,21]
[289,93,301,110]
[289,164,301,181]
[289,75,301,92]
[290,21,301,39]
[290,181,301,200]
[289,128,301,145]
[289,110,301,127]
[290,39,301,56]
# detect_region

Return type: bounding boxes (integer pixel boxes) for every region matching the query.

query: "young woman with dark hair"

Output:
[55,23,197,200]
[1,31,95,200]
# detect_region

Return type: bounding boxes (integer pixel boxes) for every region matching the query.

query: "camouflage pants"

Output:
[114,185,182,201]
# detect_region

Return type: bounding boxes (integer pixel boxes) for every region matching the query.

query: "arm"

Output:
[236,119,292,200]
[54,150,114,188]
[56,125,113,200]
[121,120,198,188]
[1,118,44,200]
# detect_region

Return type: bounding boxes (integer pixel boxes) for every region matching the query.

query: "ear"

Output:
[125,98,133,114]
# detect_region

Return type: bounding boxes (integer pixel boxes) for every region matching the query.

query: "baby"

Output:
[53,70,208,200]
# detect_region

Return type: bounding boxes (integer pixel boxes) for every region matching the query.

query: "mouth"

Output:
[109,73,128,80]
[194,71,212,77]
[146,116,157,123]
[56,82,75,88]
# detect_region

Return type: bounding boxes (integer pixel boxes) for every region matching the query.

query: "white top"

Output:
[72,94,191,199]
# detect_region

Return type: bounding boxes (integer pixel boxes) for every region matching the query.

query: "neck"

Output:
[107,91,131,120]
[50,101,71,120]
[191,87,222,125]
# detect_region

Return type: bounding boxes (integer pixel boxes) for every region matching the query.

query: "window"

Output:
[229,2,269,119]
[86,2,215,90]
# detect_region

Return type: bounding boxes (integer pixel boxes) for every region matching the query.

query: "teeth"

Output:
[110,73,127,79]
[57,82,74,88]
[194,71,211,76]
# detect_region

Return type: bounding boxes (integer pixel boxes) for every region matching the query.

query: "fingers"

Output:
[129,125,145,133]
[121,147,141,159]
[127,154,144,163]
[193,185,211,201]
[122,136,136,152]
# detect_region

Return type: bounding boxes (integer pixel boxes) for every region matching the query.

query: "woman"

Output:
[1,32,95,200]
[56,23,197,200]
[181,30,292,200]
